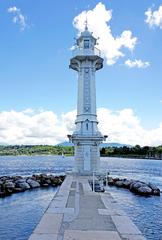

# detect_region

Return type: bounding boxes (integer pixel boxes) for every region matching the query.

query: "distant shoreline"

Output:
[101,155,162,160]
[0,153,161,160]
[0,144,161,160]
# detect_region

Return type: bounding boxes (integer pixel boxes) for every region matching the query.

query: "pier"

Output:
[29,175,145,240]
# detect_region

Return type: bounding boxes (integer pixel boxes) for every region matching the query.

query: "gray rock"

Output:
[0,174,65,198]
[16,181,30,190]
[152,189,160,196]
[148,182,159,191]
[50,176,63,185]
[115,180,124,187]
[15,179,27,184]
[137,186,152,196]
[44,179,51,184]
[148,183,160,196]
[0,180,3,185]
[27,179,40,188]
[122,179,133,188]
[130,181,145,192]
[108,178,114,186]
[4,181,15,190]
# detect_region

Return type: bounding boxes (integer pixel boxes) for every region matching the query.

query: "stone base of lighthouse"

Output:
[74,145,99,174]
[70,135,104,174]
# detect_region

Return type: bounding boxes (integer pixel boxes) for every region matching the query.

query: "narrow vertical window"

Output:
[84,40,89,49]
[86,123,88,130]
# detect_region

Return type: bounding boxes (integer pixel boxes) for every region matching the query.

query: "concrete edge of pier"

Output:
[28,175,146,240]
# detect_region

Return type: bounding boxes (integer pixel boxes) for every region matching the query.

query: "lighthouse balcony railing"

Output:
[72,47,101,57]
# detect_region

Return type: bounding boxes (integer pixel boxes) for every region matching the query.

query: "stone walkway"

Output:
[29,175,146,240]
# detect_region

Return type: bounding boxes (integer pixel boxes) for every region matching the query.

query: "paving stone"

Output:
[28,175,145,240]
[82,182,93,192]
[121,234,146,240]
[98,208,127,216]
[63,212,76,222]
[49,197,68,208]
[64,230,121,240]
[112,216,142,235]
[47,207,74,214]
[34,213,63,234]
[29,233,58,240]
[101,195,113,207]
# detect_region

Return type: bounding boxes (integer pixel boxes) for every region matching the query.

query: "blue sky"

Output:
[0,0,162,145]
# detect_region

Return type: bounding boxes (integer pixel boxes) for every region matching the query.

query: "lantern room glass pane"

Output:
[84,40,89,49]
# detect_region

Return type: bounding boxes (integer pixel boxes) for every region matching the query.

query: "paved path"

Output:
[29,175,146,240]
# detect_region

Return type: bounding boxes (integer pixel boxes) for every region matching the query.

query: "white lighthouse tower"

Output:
[68,23,107,174]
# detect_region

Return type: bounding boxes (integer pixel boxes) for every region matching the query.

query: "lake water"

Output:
[0,156,162,240]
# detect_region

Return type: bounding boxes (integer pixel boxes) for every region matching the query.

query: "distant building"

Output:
[147,148,162,159]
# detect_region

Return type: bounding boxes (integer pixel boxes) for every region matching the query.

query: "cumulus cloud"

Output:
[0,108,162,146]
[145,5,162,29]
[8,6,27,31]
[125,59,150,68]
[98,108,162,146]
[73,2,137,65]
[0,110,66,145]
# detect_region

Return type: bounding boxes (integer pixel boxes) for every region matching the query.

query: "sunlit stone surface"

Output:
[68,24,107,174]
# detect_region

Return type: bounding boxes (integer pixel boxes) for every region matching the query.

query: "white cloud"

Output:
[145,5,162,29]
[0,110,66,145]
[0,108,162,146]
[98,108,162,146]
[73,2,137,65]
[8,6,27,31]
[8,6,19,13]
[125,59,150,68]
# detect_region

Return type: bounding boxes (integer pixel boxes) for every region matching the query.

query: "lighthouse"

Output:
[68,23,107,174]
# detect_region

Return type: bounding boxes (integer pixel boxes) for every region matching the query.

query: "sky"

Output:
[0,0,162,146]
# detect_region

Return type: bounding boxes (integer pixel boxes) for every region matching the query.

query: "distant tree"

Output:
[100,148,106,155]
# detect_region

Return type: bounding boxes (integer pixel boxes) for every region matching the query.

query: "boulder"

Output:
[50,177,62,185]
[137,186,152,196]
[4,181,15,189]
[12,176,23,182]
[15,179,27,184]
[122,179,133,189]
[40,174,48,180]
[108,178,115,186]
[45,179,51,184]
[27,179,40,188]
[15,181,30,191]
[4,181,15,194]
[0,180,3,185]
[59,175,65,182]
[130,181,145,192]
[152,189,161,196]
[113,178,120,182]
[148,182,160,196]
[115,180,124,187]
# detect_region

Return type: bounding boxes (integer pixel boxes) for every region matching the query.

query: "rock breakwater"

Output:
[106,177,160,196]
[0,174,65,198]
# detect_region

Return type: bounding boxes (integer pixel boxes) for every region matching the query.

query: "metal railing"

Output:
[72,47,101,57]
[91,170,110,192]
